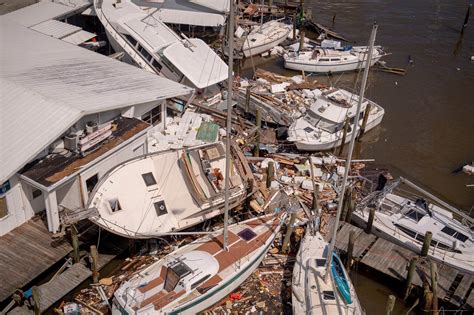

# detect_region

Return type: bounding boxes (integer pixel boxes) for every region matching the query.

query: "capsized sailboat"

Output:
[88,142,253,238]
[239,19,292,57]
[112,212,285,314]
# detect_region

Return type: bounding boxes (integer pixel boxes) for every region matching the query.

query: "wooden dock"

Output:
[0,217,72,302]
[332,220,473,308]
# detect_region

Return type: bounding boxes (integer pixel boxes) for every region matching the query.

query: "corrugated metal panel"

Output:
[62,29,96,45]
[2,0,91,28]
[0,17,194,183]
[30,20,81,39]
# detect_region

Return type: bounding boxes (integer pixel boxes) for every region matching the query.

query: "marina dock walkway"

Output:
[332,220,473,308]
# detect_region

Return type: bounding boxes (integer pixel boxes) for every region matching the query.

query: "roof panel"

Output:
[0,17,193,182]
[62,29,97,45]
[154,9,225,27]
[30,19,81,39]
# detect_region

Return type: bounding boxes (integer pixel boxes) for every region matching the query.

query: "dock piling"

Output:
[365,207,376,234]
[404,257,418,299]
[346,230,355,270]
[90,245,99,284]
[70,224,80,264]
[266,161,275,188]
[345,192,355,223]
[253,108,261,157]
[281,212,297,254]
[421,231,432,257]
[299,31,305,51]
[384,295,396,315]
[338,117,350,156]
[430,260,438,315]
[358,102,372,140]
[245,85,251,113]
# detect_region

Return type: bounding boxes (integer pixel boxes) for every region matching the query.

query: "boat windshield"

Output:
[164,262,192,292]
[305,111,343,133]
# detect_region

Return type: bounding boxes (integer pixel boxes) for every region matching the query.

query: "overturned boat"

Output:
[112,212,284,314]
[287,88,385,151]
[284,40,383,73]
[239,19,291,57]
[353,177,474,274]
[88,142,254,238]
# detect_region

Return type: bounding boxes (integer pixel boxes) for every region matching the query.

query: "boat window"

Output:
[86,173,99,194]
[441,226,469,243]
[394,224,417,239]
[405,209,425,222]
[315,259,326,267]
[139,46,153,62]
[330,58,340,61]
[142,172,157,187]
[164,262,192,292]
[323,291,336,300]
[108,198,122,212]
[152,59,162,71]
[191,274,211,290]
[319,58,330,61]
[154,201,168,216]
[238,228,257,241]
[124,34,137,47]
[250,38,257,42]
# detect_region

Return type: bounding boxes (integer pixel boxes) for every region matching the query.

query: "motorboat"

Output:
[292,230,363,314]
[112,212,284,314]
[240,19,292,57]
[283,40,383,73]
[88,142,254,238]
[287,88,385,151]
[93,0,228,90]
[352,178,474,274]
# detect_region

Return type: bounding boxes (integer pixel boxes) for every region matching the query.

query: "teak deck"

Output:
[330,219,473,308]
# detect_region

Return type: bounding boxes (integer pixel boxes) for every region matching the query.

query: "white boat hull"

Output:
[293,111,384,152]
[242,32,289,57]
[284,54,381,73]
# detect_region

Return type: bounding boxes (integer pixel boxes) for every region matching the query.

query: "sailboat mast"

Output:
[325,23,378,278]
[223,0,235,251]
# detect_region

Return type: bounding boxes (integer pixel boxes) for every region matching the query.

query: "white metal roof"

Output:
[189,0,229,13]
[2,0,91,27]
[0,17,193,183]
[29,19,82,39]
[163,39,228,89]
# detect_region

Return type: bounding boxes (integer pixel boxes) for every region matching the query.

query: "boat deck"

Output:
[0,216,72,302]
[331,218,473,308]
[21,117,150,187]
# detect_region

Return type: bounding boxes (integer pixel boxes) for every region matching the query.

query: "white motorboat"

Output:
[292,230,363,315]
[283,40,383,73]
[287,88,385,151]
[93,0,228,90]
[240,19,292,57]
[352,178,474,274]
[88,142,254,238]
[112,208,285,314]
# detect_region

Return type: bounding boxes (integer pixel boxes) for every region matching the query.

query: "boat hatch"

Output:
[315,259,326,267]
[441,226,469,243]
[164,261,192,292]
[154,200,168,216]
[304,126,314,133]
[405,209,425,222]
[142,172,157,186]
[108,198,122,212]
[323,291,336,300]
[238,228,257,241]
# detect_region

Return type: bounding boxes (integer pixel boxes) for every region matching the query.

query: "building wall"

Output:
[0,175,29,236]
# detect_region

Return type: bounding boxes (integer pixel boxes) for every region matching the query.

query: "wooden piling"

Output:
[346,230,355,270]
[341,187,351,223]
[32,286,40,315]
[384,295,396,315]
[90,245,99,284]
[345,193,355,223]
[421,231,432,257]
[70,224,80,264]
[245,85,251,113]
[281,212,297,253]
[422,282,433,314]
[253,108,261,157]
[358,102,372,140]
[338,117,350,156]
[299,31,305,51]
[292,14,297,40]
[365,207,376,234]
[404,257,418,300]
[266,161,274,189]
[430,260,438,315]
